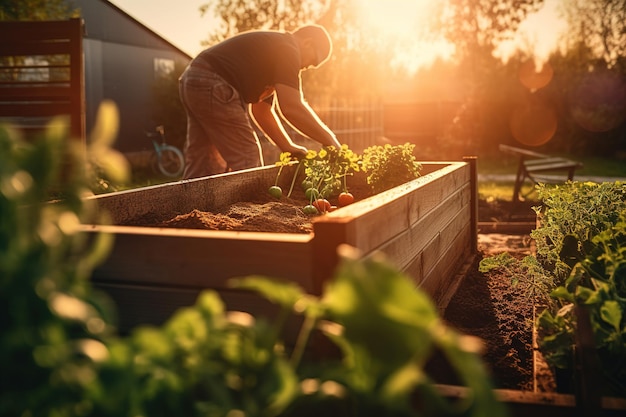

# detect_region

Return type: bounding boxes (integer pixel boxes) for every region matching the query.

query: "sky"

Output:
[109,0,213,57]
[109,0,567,68]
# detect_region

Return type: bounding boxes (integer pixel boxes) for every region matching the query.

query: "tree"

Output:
[0,0,77,21]
[198,0,397,100]
[564,0,626,70]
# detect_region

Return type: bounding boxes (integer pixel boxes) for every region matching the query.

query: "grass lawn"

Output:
[476,154,626,201]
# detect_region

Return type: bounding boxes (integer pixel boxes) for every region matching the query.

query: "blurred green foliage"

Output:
[1,114,506,416]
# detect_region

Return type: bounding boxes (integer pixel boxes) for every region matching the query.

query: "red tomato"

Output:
[312,198,331,213]
[338,192,354,207]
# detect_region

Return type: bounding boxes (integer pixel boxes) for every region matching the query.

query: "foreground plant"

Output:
[2,121,507,416]
[0,103,128,417]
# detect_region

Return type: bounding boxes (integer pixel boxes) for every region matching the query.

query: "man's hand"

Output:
[286,144,308,160]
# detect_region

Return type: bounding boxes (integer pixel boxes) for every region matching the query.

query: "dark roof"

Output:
[78,0,192,59]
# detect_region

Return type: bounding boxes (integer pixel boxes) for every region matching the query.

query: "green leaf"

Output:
[229,275,307,310]
[600,300,622,332]
[551,286,575,302]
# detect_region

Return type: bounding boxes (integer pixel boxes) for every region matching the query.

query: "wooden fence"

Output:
[0,18,86,141]
[313,97,385,152]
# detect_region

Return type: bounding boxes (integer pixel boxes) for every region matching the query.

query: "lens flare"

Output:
[510,100,557,146]
[518,60,553,91]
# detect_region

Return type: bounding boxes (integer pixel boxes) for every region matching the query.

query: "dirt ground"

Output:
[441,198,558,392]
[145,193,552,391]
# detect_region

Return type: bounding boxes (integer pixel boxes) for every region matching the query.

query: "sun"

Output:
[354,0,455,73]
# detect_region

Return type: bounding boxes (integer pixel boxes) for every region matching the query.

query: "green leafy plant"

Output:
[302,144,361,200]
[0,103,128,417]
[536,209,626,396]
[531,181,626,284]
[272,145,361,214]
[361,143,422,194]
[479,252,555,306]
[268,151,296,199]
[1,120,507,416]
[479,180,626,395]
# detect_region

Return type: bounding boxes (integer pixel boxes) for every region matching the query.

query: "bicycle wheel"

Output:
[157,145,185,178]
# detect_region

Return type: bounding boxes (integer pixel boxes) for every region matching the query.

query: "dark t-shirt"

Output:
[195,31,301,103]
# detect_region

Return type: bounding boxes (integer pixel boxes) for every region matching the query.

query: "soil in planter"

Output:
[438,236,537,391]
[133,189,549,391]
[138,183,375,234]
[427,198,557,392]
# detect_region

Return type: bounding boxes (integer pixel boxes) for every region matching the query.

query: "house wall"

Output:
[76,0,191,152]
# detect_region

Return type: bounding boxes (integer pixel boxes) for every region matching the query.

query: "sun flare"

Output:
[354,0,454,73]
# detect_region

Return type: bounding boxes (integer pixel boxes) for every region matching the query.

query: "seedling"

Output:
[362,143,422,193]
[268,151,294,199]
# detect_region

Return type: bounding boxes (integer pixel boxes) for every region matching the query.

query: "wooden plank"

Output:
[525,161,583,172]
[96,282,307,344]
[0,102,71,117]
[436,385,626,416]
[401,200,471,285]
[86,225,315,291]
[89,164,287,224]
[321,162,470,253]
[417,225,472,307]
[311,217,352,295]
[524,157,568,166]
[0,18,85,141]
[367,183,470,272]
[0,42,73,56]
[0,20,82,40]
[420,209,471,285]
[0,86,72,100]
[499,144,549,159]
[94,282,201,332]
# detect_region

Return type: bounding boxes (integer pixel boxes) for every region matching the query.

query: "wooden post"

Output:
[463,156,479,254]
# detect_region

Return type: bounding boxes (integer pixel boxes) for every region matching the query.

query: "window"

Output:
[154,58,175,78]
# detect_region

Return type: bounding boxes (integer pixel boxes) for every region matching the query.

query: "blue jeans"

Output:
[178,62,264,179]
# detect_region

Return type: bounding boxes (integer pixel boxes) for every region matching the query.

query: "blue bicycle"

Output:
[147,125,184,178]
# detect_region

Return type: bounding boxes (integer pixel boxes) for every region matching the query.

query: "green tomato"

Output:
[302,204,319,215]
[305,187,320,201]
[301,179,313,191]
[268,185,282,199]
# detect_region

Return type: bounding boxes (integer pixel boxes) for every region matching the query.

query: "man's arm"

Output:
[271,83,341,148]
[249,98,308,157]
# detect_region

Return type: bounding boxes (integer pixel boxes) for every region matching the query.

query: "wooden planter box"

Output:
[79,160,626,415]
[81,160,477,332]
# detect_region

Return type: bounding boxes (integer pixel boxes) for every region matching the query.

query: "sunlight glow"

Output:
[355,0,455,73]
[493,0,567,67]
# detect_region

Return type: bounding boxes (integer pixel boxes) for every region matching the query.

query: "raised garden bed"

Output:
[78,158,626,416]
[81,160,477,333]
[443,203,626,416]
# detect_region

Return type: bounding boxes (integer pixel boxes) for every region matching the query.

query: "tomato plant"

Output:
[302,145,360,200]
[338,192,354,207]
[312,198,331,213]
[301,179,313,191]
[302,204,318,215]
[269,151,294,198]
[305,187,320,201]
[268,185,282,199]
